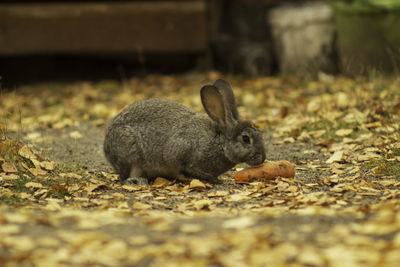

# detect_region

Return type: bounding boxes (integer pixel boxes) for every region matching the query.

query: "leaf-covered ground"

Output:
[1,73,400,266]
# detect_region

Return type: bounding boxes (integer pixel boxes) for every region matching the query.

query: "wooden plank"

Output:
[0,1,207,55]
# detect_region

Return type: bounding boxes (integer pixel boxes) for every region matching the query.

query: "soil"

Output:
[4,75,398,265]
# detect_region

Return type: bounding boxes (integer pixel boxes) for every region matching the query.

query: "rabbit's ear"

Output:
[201,79,240,130]
[213,79,240,122]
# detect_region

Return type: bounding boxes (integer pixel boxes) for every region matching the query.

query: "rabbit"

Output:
[104,79,266,185]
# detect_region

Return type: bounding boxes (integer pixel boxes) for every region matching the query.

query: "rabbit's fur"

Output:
[104,79,265,184]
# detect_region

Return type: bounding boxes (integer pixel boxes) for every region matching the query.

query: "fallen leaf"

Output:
[189,179,206,190]
[0,173,20,181]
[40,160,56,171]
[336,92,350,108]
[122,184,141,192]
[326,151,344,164]
[0,224,21,234]
[1,162,18,173]
[59,172,82,179]
[309,130,326,138]
[222,216,256,229]
[25,182,44,189]
[86,183,110,193]
[2,236,35,252]
[69,131,83,139]
[132,202,151,210]
[18,145,37,160]
[153,177,172,186]
[28,167,47,177]
[128,235,149,246]
[193,199,212,210]
[335,128,353,137]
[44,198,62,211]
[180,224,204,233]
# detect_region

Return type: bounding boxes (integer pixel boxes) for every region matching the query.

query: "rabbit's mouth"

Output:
[247,153,266,166]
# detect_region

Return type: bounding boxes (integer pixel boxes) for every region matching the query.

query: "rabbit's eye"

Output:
[242,135,251,144]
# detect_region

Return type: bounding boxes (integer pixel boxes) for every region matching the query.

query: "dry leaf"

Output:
[309,130,326,138]
[0,224,21,234]
[153,177,172,186]
[40,160,56,171]
[222,216,256,229]
[25,182,44,189]
[132,202,151,210]
[86,183,110,193]
[193,199,212,210]
[335,129,353,137]
[326,151,344,164]
[28,167,47,177]
[1,162,18,173]
[69,131,83,139]
[59,172,82,179]
[18,145,37,160]
[1,173,19,181]
[189,179,206,190]
[180,224,204,233]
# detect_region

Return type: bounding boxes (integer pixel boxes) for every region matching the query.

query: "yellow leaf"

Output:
[393,232,400,247]
[0,224,21,234]
[372,162,387,175]
[77,218,101,229]
[335,128,353,137]
[128,235,149,246]
[298,247,325,266]
[326,151,344,164]
[307,99,321,113]
[331,183,353,193]
[193,199,212,210]
[336,92,350,108]
[180,223,204,233]
[222,216,256,229]
[59,172,82,179]
[153,177,172,186]
[357,152,381,162]
[3,236,35,252]
[122,184,141,192]
[207,190,229,197]
[69,131,83,139]
[227,192,251,202]
[40,160,56,171]
[1,162,18,173]
[132,202,151,210]
[44,198,62,211]
[189,179,206,190]
[25,132,41,140]
[86,183,110,193]
[25,182,43,189]
[18,145,37,160]
[28,167,47,177]
[309,130,326,138]
[3,213,28,223]
[19,192,32,199]
[31,158,41,169]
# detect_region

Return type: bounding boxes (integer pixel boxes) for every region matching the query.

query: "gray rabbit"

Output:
[104,79,265,185]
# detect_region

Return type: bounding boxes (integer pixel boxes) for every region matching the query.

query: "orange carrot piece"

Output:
[234,160,295,183]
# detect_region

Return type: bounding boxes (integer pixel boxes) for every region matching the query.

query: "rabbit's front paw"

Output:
[124,177,149,186]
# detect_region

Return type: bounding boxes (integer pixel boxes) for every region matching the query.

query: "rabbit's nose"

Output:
[248,153,265,166]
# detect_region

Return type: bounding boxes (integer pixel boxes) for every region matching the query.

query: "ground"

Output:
[1,73,400,266]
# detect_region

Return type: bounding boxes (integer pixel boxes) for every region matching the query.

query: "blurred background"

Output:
[1,0,400,86]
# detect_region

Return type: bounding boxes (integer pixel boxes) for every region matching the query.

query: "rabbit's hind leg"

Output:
[123,166,149,186]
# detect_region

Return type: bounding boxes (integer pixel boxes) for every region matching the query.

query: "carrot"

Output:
[234,160,295,183]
